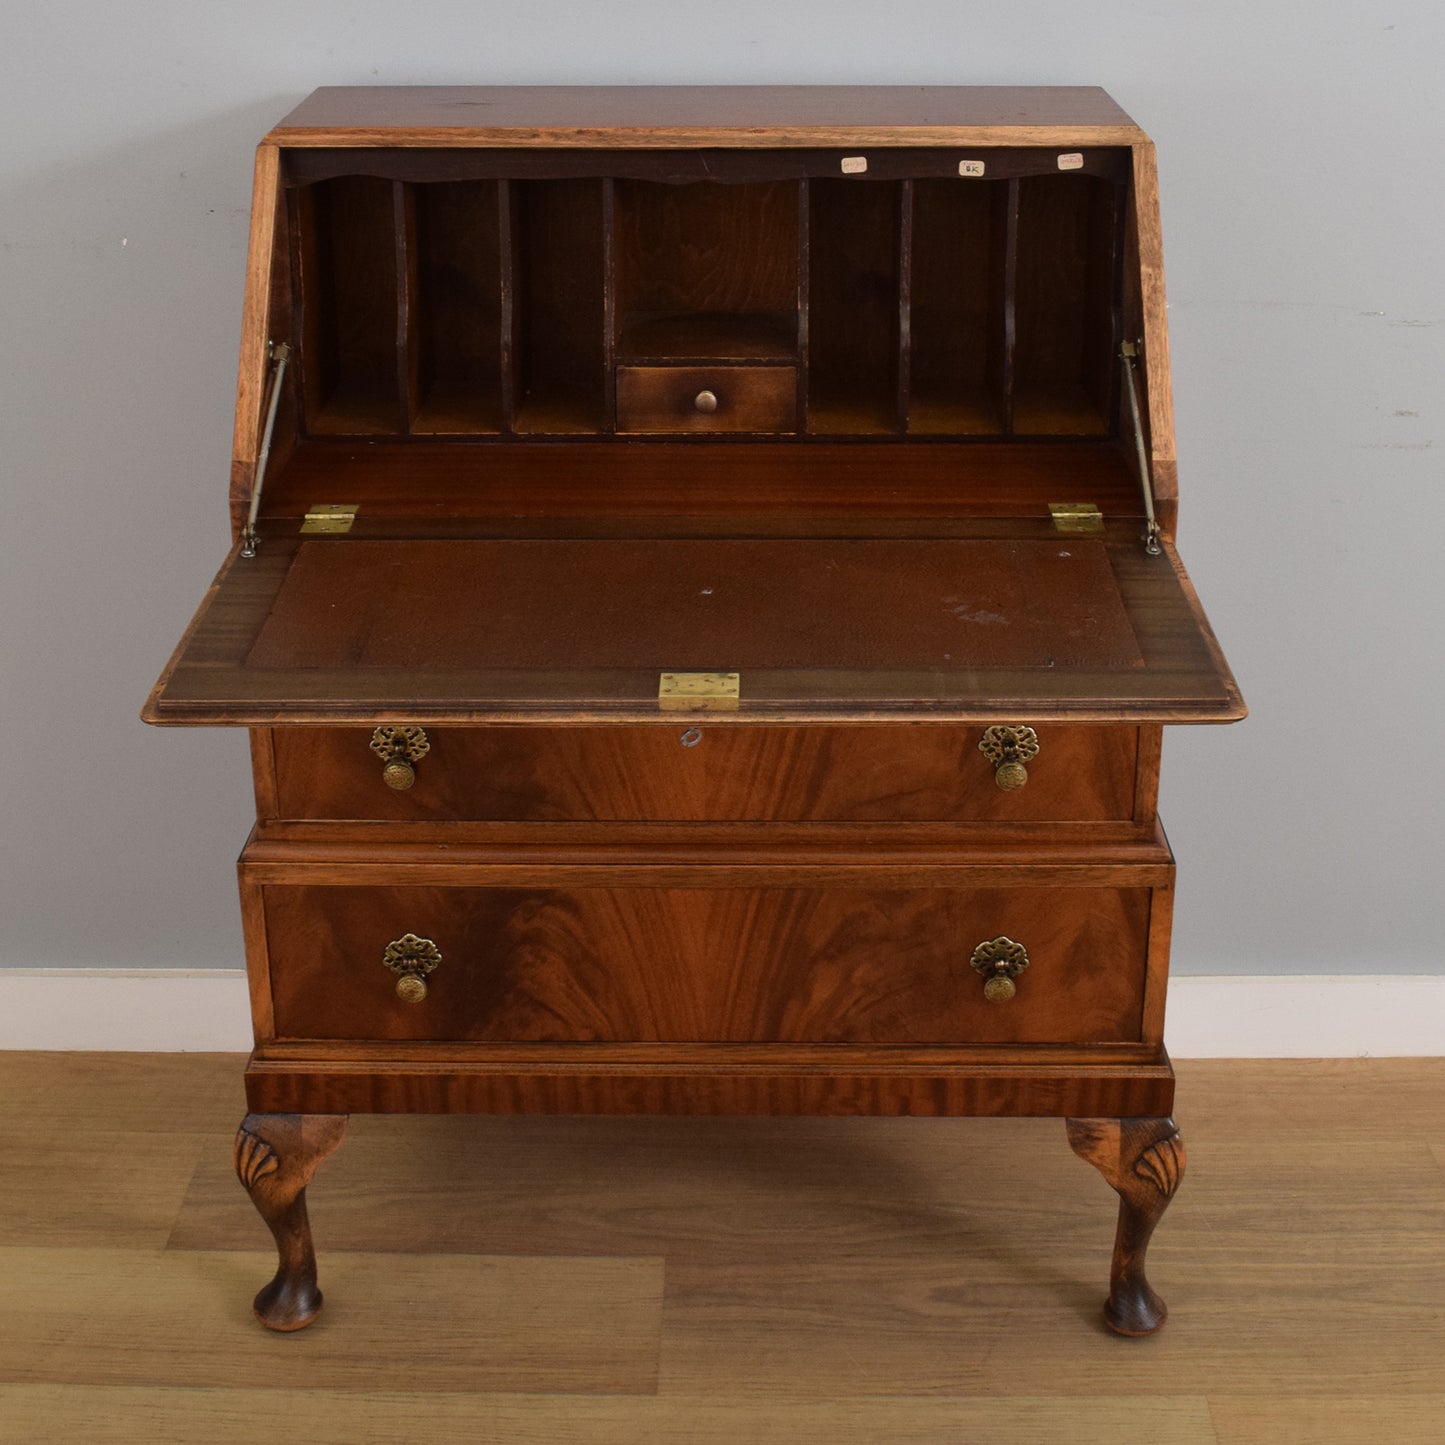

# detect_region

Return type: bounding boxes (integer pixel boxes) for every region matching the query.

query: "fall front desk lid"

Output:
[143,527,1243,725]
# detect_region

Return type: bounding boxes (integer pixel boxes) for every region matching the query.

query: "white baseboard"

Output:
[0,969,1440,1057]
[0,970,254,1051]
[1162,975,1443,1058]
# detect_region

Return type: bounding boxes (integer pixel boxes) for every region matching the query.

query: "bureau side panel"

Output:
[1140,871,1175,1044]
[237,872,277,1042]
[249,727,280,819]
[1133,722,1162,824]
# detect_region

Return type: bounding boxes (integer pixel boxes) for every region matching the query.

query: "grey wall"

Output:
[3,3,1442,976]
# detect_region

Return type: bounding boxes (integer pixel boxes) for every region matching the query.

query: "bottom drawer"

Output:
[253,878,1157,1046]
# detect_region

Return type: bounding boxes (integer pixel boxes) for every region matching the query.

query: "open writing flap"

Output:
[144,520,1243,726]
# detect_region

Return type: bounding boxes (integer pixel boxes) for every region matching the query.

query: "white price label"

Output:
[840,155,868,174]
[958,159,986,178]
[1057,152,1084,171]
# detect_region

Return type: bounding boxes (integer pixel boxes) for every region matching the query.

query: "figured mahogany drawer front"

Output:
[616,366,797,433]
[260,882,1151,1045]
[270,724,1141,823]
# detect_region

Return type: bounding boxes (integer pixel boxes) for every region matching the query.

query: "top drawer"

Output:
[264,724,1144,823]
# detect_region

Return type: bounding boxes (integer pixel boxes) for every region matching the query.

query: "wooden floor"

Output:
[0,1055,1441,1443]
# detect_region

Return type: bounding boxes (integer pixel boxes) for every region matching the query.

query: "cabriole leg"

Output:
[233,1112,348,1331]
[1065,1116,1186,1337]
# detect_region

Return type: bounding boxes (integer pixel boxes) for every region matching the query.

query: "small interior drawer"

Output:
[267,724,1144,824]
[616,365,797,433]
[255,878,1155,1045]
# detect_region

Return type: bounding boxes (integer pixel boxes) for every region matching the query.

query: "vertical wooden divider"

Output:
[259,183,299,492]
[1106,175,1131,437]
[1082,180,1122,432]
[601,178,617,434]
[289,186,321,434]
[393,181,418,434]
[1000,177,1021,436]
[795,179,810,436]
[499,179,517,435]
[896,180,913,434]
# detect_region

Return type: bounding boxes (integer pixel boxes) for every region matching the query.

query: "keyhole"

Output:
[680,728,702,748]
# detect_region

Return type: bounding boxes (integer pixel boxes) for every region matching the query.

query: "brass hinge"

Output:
[658,672,740,712]
[300,503,359,535]
[1049,501,1104,535]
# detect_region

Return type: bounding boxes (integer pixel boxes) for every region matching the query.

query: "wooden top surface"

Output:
[266,86,1144,148]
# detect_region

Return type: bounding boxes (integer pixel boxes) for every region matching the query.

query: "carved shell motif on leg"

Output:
[1134,1131,1185,1199]
[234,1126,281,1190]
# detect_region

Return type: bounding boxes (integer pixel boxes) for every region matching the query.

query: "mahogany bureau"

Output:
[143,86,1244,1336]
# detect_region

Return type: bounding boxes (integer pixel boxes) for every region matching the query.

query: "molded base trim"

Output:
[241,1053,1175,1118]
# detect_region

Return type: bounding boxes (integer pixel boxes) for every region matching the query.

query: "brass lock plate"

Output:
[658,672,740,712]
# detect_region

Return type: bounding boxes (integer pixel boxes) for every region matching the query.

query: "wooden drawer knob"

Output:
[979,725,1039,790]
[370,726,430,790]
[382,933,441,1003]
[693,388,719,414]
[969,936,1029,1002]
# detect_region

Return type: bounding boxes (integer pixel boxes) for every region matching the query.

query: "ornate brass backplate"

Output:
[370,726,430,790]
[382,933,442,1003]
[969,935,1030,1003]
[979,725,1040,791]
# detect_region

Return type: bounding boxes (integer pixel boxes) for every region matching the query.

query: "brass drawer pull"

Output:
[969,936,1030,1002]
[693,388,719,414]
[979,725,1039,791]
[383,933,441,1003]
[370,726,430,790]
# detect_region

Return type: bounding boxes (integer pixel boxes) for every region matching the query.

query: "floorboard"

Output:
[0,1053,1440,1443]
[0,1386,1221,1445]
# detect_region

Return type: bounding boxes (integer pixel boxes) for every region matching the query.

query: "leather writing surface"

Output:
[246,537,1143,673]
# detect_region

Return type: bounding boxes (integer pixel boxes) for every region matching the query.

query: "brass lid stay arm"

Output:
[240,341,292,559]
[1120,341,1162,556]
